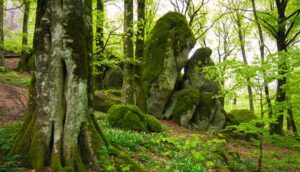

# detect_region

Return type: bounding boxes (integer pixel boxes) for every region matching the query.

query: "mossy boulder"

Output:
[94,90,122,112]
[106,105,162,132]
[164,47,226,131]
[183,48,219,93]
[163,89,200,127]
[192,93,226,131]
[226,109,257,126]
[104,67,123,89]
[142,12,196,118]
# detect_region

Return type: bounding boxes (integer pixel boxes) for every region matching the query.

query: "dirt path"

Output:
[0,83,28,125]
[5,58,20,71]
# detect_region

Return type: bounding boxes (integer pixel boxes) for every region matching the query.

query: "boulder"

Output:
[226,109,257,126]
[94,90,122,112]
[163,88,200,127]
[142,12,196,118]
[163,48,226,131]
[106,104,162,132]
[104,67,123,89]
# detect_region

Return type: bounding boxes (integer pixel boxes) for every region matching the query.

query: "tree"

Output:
[250,0,273,122]
[0,0,4,67]
[135,0,145,109]
[228,0,255,112]
[10,1,113,170]
[258,0,300,134]
[17,0,31,72]
[123,0,135,104]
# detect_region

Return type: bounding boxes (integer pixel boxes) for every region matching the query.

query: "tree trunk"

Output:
[94,0,105,90]
[135,0,145,110]
[17,0,31,72]
[0,0,4,66]
[236,13,254,112]
[123,0,135,104]
[10,1,112,171]
[286,96,298,136]
[270,0,287,135]
[251,0,273,121]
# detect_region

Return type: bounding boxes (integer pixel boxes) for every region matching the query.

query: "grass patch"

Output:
[0,71,31,88]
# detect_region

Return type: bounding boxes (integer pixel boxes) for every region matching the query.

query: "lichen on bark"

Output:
[10,1,146,171]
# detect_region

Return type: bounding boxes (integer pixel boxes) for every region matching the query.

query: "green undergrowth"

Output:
[0,123,25,172]
[96,112,255,171]
[0,71,31,88]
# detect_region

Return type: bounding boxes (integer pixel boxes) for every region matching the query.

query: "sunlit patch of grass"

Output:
[0,71,31,88]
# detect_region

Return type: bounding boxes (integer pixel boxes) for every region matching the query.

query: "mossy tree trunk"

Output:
[123,0,135,104]
[0,0,4,66]
[17,0,31,72]
[94,0,105,90]
[10,1,112,171]
[135,0,145,110]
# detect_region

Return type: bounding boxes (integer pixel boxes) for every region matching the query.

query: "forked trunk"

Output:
[11,1,112,171]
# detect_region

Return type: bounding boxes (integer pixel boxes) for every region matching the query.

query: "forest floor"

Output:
[1,58,300,171]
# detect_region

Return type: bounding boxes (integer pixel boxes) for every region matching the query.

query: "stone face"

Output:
[94,90,122,112]
[163,47,226,131]
[104,66,123,89]
[106,104,162,132]
[142,12,195,117]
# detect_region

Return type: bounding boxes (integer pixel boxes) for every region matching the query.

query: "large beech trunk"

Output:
[10,1,112,171]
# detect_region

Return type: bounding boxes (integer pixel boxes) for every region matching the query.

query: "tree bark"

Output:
[123,0,135,104]
[17,0,31,72]
[94,0,105,90]
[251,0,273,122]
[0,0,4,66]
[10,1,112,171]
[235,12,254,112]
[135,0,145,110]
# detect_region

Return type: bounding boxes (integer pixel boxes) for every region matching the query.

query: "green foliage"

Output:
[0,123,25,172]
[0,66,6,72]
[0,71,31,87]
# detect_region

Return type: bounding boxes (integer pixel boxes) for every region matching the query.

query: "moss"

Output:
[94,90,122,112]
[145,115,162,132]
[106,105,162,132]
[142,12,196,96]
[170,89,200,123]
[65,9,88,80]
[226,109,257,125]
[104,67,123,89]
[120,111,147,132]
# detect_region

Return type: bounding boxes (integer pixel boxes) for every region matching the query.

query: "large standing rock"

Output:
[164,48,226,131]
[142,12,196,117]
[104,66,123,89]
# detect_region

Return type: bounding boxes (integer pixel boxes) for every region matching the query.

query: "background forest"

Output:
[0,0,300,171]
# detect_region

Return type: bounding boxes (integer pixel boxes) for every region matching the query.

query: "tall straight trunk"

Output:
[236,13,254,112]
[251,0,273,122]
[17,0,30,72]
[0,0,4,66]
[123,0,135,104]
[10,0,112,171]
[270,0,287,135]
[135,0,145,110]
[94,0,105,90]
